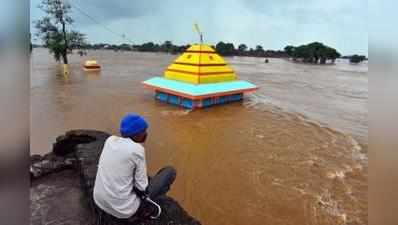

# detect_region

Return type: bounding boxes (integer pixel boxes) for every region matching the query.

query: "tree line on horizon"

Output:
[78,41,289,58]
[33,39,367,64]
[73,41,289,58]
[69,41,367,63]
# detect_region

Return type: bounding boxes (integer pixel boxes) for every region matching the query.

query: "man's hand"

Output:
[133,186,149,199]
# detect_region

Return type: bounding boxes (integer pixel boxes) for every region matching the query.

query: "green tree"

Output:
[293,45,311,61]
[349,54,366,63]
[307,42,324,63]
[216,42,235,56]
[323,47,341,64]
[138,42,155,51]
[119,43,132,51]
[161,41,173,53]
[285,42,341,64]
[284,45,295,57]
[35,0,86,64]
[238,44,248,55]
[254,45,265,57]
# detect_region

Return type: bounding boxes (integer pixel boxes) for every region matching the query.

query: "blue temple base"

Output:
[155,91,243,109]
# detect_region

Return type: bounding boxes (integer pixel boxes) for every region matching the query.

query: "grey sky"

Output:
[30,0,368,55]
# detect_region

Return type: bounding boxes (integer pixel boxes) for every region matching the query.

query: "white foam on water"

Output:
[316,189,348,224]
[244,93,285,113]
[326,170,347,179]
[255,134,264,139]
[327,163,360,180]
[346,135,367,163]
[292,186,307,195]
[160,109,192,117]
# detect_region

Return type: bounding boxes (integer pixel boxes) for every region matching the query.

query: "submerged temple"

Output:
[143,44,257,109]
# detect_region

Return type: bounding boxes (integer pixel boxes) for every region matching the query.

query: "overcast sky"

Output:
[30,0,368,55]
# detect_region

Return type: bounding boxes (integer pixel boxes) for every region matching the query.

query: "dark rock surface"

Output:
[31,129,201,225]
[30,152,76,179]
[31,170,92,225]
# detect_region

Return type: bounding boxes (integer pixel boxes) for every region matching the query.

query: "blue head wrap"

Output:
[120,113,148,137]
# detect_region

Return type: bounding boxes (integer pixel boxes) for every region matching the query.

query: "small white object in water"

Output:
[326,170,346,179]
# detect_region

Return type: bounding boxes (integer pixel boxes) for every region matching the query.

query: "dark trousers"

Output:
[128,166,176,221]
[147,166,177,199]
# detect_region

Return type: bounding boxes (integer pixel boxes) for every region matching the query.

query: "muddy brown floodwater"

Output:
[31,48,368,225]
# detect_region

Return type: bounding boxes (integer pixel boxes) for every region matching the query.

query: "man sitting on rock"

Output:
[93,113,176,221]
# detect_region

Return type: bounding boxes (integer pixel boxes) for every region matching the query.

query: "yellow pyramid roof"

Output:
[164,44,237,84]
[185,44,215,52]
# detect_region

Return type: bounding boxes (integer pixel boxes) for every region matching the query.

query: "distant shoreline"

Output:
[32,47,367,65]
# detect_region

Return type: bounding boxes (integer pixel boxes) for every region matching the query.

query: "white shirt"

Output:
[93,135,149,218]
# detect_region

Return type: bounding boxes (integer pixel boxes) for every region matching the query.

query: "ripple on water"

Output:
[160,109,192,117]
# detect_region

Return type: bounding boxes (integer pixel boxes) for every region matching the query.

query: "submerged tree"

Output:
[137,42,157,52]
[35,0,86,64]
[284,42,341,64]
[284,45,295,57]
[161,41,173,53]
[215,42,235,56]
[237,44,248,55]
[349,54,367,64]
[255,45,265,56]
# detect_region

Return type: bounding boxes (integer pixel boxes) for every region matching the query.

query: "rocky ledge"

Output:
[31,129,200,225]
